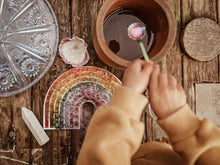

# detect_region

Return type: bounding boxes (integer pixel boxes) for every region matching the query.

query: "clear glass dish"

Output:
[0,0,59,97]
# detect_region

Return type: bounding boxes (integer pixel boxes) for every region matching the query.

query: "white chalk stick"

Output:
[21,107,49,146]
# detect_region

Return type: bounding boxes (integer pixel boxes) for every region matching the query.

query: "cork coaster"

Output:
[181,17,220,61]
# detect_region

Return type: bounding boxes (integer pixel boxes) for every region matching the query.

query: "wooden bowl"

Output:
[93,0,177,70]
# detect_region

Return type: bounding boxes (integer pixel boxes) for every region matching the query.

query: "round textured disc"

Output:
[181,17,220,61]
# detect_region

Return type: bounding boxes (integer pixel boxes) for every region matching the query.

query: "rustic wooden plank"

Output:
[31,148,43,165]
[70,1,125,164]
[72,0,104,44]
[218,0,220,24]
[72,0,107,69]
[30,0,72,164]
[0,101,13,151]
[0,156,29,165]
[12,94,31,162]
[166,0,182,84]
[181,0,218,111]
[218,0,220,81]
[195,83,220,127]
[149,0,182,142]
[0,101,15,165]
[71,0,123,78]
[71,1,114,164]
[0,91,31,165]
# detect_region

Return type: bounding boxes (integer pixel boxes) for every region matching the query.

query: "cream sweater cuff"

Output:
[109,86,148,120]
[157,104,201,143]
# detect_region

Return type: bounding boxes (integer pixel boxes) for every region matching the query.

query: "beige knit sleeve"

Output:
[76,86,148,165]
[158,104,220,165]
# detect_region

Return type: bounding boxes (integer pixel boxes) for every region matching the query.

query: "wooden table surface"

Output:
[0,0,220,164]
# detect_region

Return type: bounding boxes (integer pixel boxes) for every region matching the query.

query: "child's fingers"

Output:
[132,59,146,71]
[177,84,186,100]
[149,64,160,90]
[158,73,168,88]
[168,75,177,88]
[177,83,184,92]
[142,62,154,77]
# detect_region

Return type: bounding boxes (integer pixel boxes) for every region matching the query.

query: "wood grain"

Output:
[165,0,182,84]
[30,0,72,164]
[218,0,220,81]
[0,91,31,165]
[149,0,182,142]
[196,83,220,127]
[0,101,13,151]
[70,1,121,164]
[71,0,123,79]
[181,0,219,111]
[0,0,220,164]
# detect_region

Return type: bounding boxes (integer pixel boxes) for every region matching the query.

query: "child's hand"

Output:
[123,59,154,94]
[149,65,186,119]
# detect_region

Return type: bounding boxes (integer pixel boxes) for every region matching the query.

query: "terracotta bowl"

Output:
[93,0,177,70]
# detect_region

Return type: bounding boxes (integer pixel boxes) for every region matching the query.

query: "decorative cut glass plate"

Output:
[0,0,59,97]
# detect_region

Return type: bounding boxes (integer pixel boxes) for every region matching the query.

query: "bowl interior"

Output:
[103,0,169,60]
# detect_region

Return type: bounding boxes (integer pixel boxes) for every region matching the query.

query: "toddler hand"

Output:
[149,65,186,119]
[123,59,154,94]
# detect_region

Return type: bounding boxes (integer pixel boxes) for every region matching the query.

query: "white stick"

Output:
[21,107,49,146]
[0,155,28,165]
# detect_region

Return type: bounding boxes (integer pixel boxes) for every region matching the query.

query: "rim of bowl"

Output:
[95,0,177,67]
